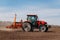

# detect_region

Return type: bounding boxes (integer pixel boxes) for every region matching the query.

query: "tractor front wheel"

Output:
[39,25,48,32]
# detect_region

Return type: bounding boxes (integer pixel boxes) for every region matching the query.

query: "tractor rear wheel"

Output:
[22,22,33,32]
[39,25,48,32]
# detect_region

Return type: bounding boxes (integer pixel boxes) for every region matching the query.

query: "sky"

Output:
[0,0,60,25]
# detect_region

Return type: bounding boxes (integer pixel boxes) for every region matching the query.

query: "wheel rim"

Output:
[23,23,31,32]
[40,26,46,32]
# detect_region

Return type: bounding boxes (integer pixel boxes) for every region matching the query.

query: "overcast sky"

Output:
[0,0,60,25]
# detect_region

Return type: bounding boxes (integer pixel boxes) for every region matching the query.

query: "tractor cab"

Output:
[27,15,38,24]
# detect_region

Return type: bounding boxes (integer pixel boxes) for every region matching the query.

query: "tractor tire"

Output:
[22,22,33,32]
[39,25,48,32]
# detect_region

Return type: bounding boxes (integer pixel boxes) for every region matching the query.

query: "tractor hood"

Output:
[40,21,47,25]
[37,20,47,25]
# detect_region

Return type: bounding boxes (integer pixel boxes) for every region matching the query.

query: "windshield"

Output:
[27,16,37,22]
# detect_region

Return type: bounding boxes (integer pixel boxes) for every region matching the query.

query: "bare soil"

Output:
[0,27,60,40]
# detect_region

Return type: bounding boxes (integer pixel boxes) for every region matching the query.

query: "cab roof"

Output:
[27,15,37,16]
[27,15,38,18]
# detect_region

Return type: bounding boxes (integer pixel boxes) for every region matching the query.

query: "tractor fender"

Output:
[24,21,31,23]
[23,21,33,27]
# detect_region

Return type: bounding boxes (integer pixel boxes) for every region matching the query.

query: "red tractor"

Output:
[22,15,49,32]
